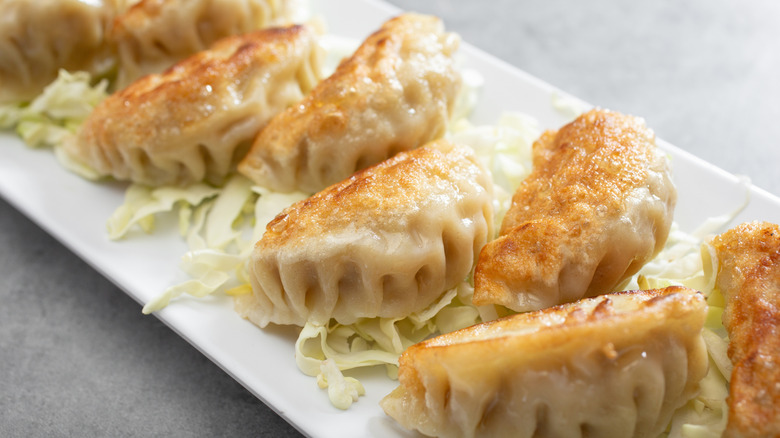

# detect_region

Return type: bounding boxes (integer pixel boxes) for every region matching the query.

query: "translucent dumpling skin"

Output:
[64,25,321,186]
[709,221,780,438]
[236,139,493,327]
[238,13,462,194]
[473,109,677,312]
[381,287,709,438]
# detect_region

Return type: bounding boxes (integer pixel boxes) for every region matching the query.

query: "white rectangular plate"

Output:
[1,0,779,437]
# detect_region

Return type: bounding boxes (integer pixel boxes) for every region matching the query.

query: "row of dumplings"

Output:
[0,0,300,103]
[9,2,777,436]
[384,216,780,438]
[242,103,700,438]
[286,101,777,437]
[61,11,462,193]
[180,21,776,437]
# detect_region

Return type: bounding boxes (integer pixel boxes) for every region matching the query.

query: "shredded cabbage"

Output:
[1,69,107,148]
[551,91,591,122]
[630,193,749,437]
[317,359,366,410]
[317,34,359,77]
[450,68,484,123]
[135,175,309,314]
[449,111,540,229]
[1,69,109,181]
[107,183,221,239]
[295,282,479,377]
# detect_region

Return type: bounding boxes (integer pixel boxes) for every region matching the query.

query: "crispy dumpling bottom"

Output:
[381,287,709,438]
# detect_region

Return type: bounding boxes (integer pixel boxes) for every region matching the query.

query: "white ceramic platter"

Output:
[1,0,779,437]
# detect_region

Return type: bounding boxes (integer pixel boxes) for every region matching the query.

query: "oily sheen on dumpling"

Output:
[64,26,321,186]
[238,13,462,193]
[474,109,676,312]
[709,221,780,438]
[112,0,300,88]
[235,139,493,327]
[381,287,709,438]
[0,0,121,103]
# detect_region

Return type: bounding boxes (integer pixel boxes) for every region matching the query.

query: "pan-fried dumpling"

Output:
[473,109,677,312]
[709,221,780,437]
[237,13,462,194]
[0,0,121,103]
[235,139,493,327]
[63,25,321,186]
[381,287,709,438]
[112,0,301,88]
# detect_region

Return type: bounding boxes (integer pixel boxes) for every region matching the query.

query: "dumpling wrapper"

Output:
[235,138,494,327]
[381,286,709,438]
[64,25,322,186]
[709,221,780,438]
[111,0,300,89]
[474,109,677,312]
[0,0,121,103]
[238,12,462,194]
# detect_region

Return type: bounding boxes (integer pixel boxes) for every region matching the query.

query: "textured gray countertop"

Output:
[2,1,778,436]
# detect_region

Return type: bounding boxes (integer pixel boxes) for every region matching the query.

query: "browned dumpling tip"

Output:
[112,0,300,89]
[64,25,321,186]
[0,0,119,103]
[381,287,709,438]
[473,109,677,312]
[237,12,462,194]
[235,138,493,327]
[709,221,780,438]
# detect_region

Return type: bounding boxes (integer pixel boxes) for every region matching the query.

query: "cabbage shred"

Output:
[1,69,107,149]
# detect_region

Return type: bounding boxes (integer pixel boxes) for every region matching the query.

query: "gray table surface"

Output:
[2,0,778,436]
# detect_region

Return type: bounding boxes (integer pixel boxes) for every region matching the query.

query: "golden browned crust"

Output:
[473,109,676,312]
[65,25,320,186]
[399,287,705,381]
[260,140,487,245]
[710,221,780,438]
[241,139,494,326]
[238,12,461,193]
[101,25,307,130]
